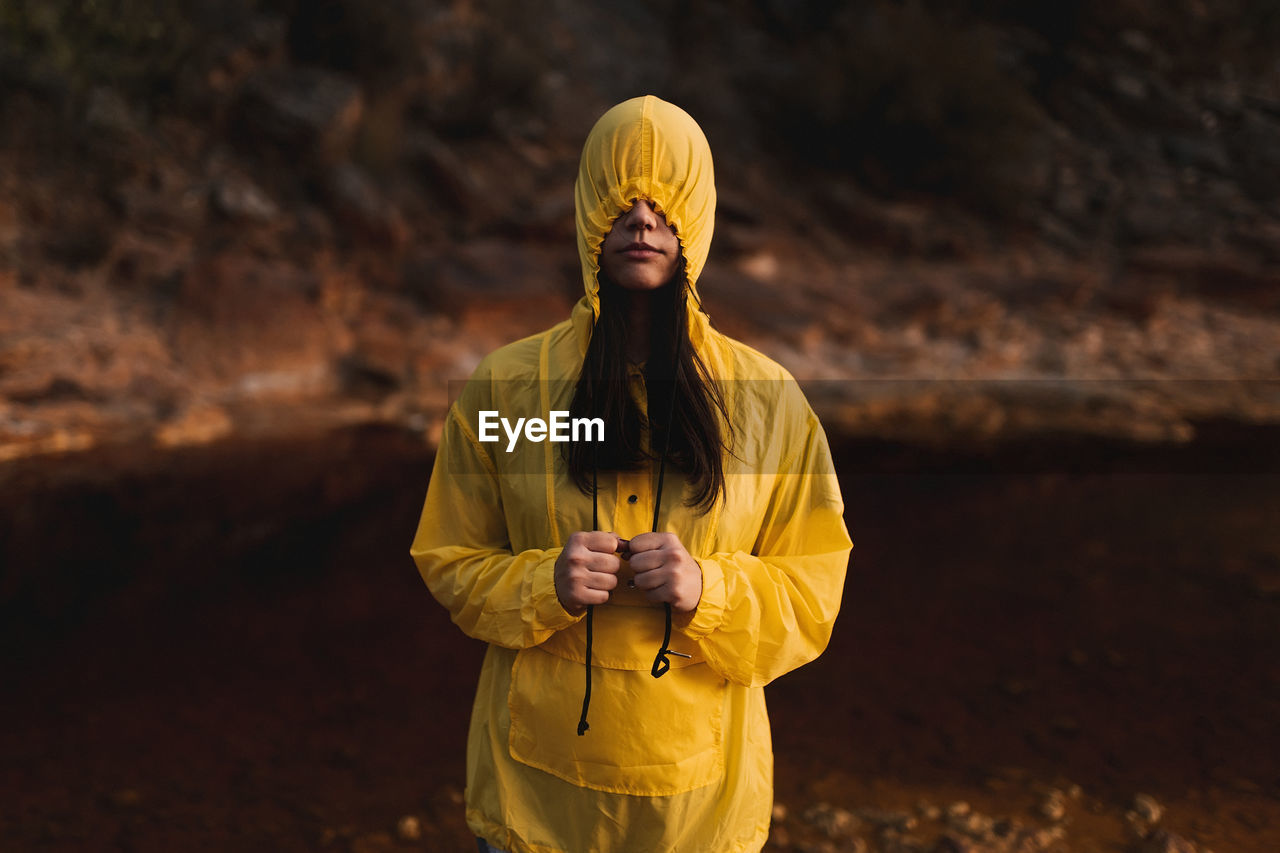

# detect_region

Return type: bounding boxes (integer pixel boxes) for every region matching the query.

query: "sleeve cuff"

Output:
[679,556,727,640]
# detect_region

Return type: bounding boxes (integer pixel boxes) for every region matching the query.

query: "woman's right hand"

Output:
[554,531,623,613]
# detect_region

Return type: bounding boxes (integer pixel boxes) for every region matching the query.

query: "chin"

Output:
[616,278,669,291]
[607,268,680,292]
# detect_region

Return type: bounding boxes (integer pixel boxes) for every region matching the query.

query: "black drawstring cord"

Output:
[577,602,594,736]
[649,321,684,680]
[576,294,687,733]
[577,445,599,736]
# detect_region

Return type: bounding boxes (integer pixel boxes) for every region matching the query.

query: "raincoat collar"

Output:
[571,95,717,356]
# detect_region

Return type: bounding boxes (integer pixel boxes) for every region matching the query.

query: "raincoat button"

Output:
[628,494,638,504]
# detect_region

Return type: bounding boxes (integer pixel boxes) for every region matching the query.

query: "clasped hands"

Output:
[554,531,702,614]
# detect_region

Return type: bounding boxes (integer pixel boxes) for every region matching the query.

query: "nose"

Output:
[623,198,659,233]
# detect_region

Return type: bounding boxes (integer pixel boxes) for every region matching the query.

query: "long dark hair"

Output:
[565,259,733,513]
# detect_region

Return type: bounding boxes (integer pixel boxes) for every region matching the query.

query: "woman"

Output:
[410,95,852,853]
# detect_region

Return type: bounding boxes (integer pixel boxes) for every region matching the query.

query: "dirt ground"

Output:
[1,421,1277,852]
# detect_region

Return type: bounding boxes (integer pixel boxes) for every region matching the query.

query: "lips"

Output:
[622,242,661,259]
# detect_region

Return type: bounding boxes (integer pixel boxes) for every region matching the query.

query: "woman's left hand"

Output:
[627,532,703,613]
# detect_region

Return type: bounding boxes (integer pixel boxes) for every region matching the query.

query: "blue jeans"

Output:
[477,838,508,853]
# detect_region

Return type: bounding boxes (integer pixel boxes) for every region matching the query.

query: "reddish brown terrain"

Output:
[2,425,1277,852]
[2,2,1278,851]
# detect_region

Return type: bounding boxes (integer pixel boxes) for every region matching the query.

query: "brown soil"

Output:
[1,422,1277,852]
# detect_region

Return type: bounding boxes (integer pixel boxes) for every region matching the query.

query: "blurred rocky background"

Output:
[1,1,1278,851]
[1,0,1278,457]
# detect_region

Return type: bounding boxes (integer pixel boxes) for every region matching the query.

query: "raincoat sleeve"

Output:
[409,371,581,650]
[681,400,852,688]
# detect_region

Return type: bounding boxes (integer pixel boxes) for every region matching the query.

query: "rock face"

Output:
[1134,829,1201,853]
[231,65,364,164]
[1,3,1279,465]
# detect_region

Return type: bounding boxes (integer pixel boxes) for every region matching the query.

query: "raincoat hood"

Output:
[572,95,716,353]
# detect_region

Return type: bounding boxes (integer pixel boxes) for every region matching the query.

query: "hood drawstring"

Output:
[576,315,686,736]
[576,444,598,737]
[647,325,682,680]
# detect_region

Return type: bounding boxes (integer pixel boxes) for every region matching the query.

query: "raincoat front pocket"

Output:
[507,645,726,796]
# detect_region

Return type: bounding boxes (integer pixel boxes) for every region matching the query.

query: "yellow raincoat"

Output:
[410,96,852,853]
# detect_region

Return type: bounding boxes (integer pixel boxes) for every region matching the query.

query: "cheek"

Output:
[597,251,618,282]
[663,231,681,272]
[598,230,625,271]
[662,254,680,281]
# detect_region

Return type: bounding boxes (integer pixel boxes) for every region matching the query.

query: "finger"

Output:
[632,567,666,590]
[585,571,619,591]
[628,551,663,574]
[643,583,671,605]
[587,553,622,574]
[626,532,665,553]
[576,530,620,553]
[578,587,611,607]
[630,531,682,553]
